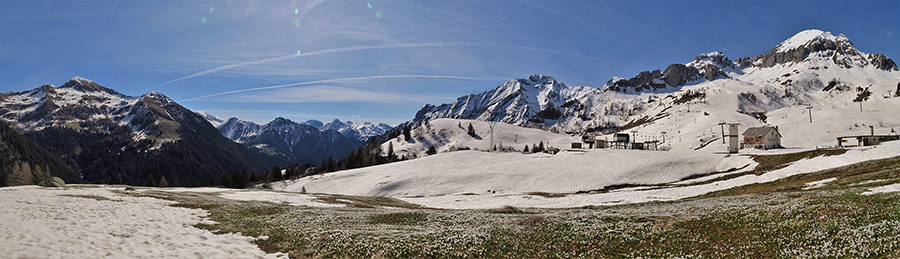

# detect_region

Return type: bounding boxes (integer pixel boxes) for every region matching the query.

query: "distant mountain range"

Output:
[412,29,898,135]
[197,111,390,165]
[197,112,391,165]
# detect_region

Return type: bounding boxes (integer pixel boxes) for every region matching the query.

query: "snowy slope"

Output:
[271,137,900,209]
[403,141,900,209]
[277,148,752,197]
[383,118,578,158]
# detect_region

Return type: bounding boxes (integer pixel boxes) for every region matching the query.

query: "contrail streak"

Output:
[150,42,619,90]
[181,75,502,102]
[149,42,479,90]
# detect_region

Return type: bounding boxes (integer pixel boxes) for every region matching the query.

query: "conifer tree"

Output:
[467,123,476,136]
[538,141,545,152]
[524,145,530,153]
[270,166,281,182]
[158,175,168,187]
[403,125,412,140]
[144,174,156,187]
[426,145,437,155]
[326,156,336,172]
[388,142,396,162]
[248,170,258,183]
[232,170,248,189]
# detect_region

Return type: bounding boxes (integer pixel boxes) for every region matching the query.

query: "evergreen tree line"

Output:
[0,120,78,187]
[139,163,316,189]
[23,119,272,187]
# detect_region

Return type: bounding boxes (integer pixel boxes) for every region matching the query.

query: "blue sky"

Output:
[1,0,898,125]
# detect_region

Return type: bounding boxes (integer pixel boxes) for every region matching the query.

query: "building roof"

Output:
[742,126,781,137]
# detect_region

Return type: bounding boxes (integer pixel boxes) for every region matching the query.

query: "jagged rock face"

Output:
[735,57,753,68]
[870,54,898,70]
[218,117,262,144]
[701,64,727,81]
[757,35,840,67]
[662,64,700,87]
[895,82,900,97]
[605,70,665,92]
[604,52,735,93]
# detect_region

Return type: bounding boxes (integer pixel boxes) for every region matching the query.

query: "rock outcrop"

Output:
[37,177,65,187]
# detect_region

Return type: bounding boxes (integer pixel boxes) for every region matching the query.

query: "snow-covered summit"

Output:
[687,51,736,71]
[752,29,896,70]
[196,111,226,127]
[321,118,393,142]
[775,29,839,53]
[57,76,124,96]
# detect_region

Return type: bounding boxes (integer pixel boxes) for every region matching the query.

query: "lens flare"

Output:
[295,8,298,14]
[294,19,301,27]
[367,3,372,8]
[375,12,381,18]
[209,7,214,13]
[296,50,301,56]
[201,16,207,23]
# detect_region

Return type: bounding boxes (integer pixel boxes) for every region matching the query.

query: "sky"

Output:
[1,0,898,126]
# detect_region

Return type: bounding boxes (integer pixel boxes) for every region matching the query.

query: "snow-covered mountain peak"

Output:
[687,51,736,70]
[141,91,176,107]
[775,29,838,53]
[301,119,325,128]
[268,117,297,127]
[752,29,896,70]
[524,74,564,91]
[69,76,93,84]
[326,118,348,128]
[196,111,226,127]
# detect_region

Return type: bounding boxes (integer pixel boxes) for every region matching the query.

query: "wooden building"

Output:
[741,126,782,150]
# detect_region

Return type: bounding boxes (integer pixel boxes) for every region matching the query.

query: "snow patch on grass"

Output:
[0,186,284,258]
